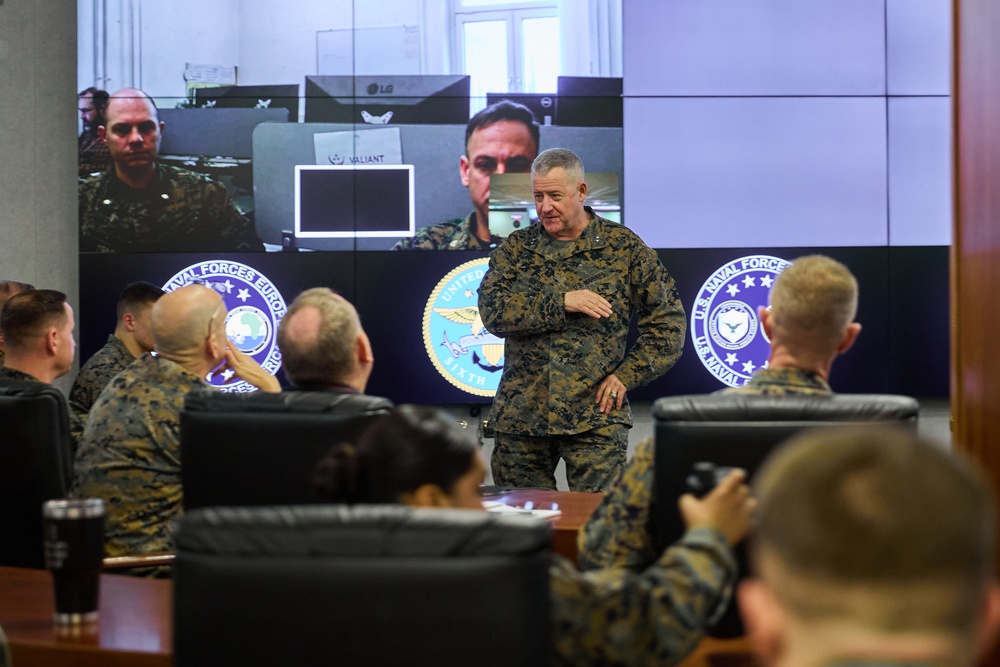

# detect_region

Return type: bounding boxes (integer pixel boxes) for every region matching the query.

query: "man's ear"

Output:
[407,483,451,509]
[356,332,374,365]
[974,583,1000,663]
[97,125,107,141]
[122,312,137,333]
[577,180,588,201]
[836,322,862,355]
[459,155,471,187]
[738,578,785,666]
[44,327,60,356]
[759,306,773,339]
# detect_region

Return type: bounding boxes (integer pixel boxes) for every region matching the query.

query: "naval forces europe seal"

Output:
[691,254,791,387]
[423,257,504,397]
[162,259,287,392]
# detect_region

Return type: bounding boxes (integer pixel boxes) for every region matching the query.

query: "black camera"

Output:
[686,461,738,498]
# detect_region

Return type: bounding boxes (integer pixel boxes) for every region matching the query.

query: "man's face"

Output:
[459,120,537,220]
[78,95,98,128]
[131,304,156,354]
[99,96,163,173]
[533,167,589,241]
[55,303,77,378]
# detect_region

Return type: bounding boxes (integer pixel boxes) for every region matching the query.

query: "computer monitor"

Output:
[556,76,623,127]
[304,75,471,125]
[294,165,415,238]
[485,93,556,126]
[193,84,299,122]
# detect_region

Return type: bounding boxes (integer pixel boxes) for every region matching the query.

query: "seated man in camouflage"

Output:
[0,279,34,366]
[578,255,861,571]
[72,285,279,572]
[79,88,263,253]
[741,427,1000,667]
[393,100,539,250]
[0,288,85,454]
[70,281,164,417]
[277,288,390,414]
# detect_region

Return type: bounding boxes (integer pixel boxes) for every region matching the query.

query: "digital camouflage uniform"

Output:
[79,163,263,253]
[577,366,832,572]
[478,209,685,491]
[69,334,136,418]
[71,353,206,573]
[0,365,86,459]
[551,526,736,666]
[391,213,503,250]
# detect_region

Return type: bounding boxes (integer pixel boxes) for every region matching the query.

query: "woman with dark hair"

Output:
[316,405,754,667]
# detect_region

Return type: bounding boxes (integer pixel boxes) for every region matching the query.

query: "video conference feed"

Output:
[76,1,951,402]
[76,0,625,254]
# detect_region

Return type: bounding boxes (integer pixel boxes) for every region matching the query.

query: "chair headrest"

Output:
[183,387,392,415]
[653,393,919,423]
[175,505,551,558]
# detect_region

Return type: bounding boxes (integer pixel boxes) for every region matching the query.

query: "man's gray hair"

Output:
[531,148,585,184]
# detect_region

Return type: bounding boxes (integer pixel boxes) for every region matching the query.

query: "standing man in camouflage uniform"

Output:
[0,289,85,454]
[578,255,861,571]
[478,148,686,492]
[393,100,539,250]
[79,88,263,253]
[69,281,165,417]
[72,285,279,572]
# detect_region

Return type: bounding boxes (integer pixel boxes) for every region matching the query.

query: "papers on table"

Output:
[482,501,562,520]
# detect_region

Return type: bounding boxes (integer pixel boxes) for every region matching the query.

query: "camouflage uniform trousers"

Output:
[391,212,502,250]
[492,423,628,492]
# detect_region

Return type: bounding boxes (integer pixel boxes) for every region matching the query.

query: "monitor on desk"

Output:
[193,83,300,122]
[556,76,623,128]
[294,164,415,238]
[304,75,471,124]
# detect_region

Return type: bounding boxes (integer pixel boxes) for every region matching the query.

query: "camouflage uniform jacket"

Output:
[478,209,685,435]
[0,365,86,458]
[551,526,736,666]
[69,334,136,418]
[577,366,832,572]
[79,163,263,253]
[71,353,205,559]
[392,212,503,250]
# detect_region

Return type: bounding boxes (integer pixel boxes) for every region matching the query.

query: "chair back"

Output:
[653,392,919,636]
[0,380,73,568]
[173,505,552,667]
[180,388,392,510]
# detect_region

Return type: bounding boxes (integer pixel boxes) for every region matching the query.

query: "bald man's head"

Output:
[100,88,163,176]
[151,285,225,360]
[278,288,367,387]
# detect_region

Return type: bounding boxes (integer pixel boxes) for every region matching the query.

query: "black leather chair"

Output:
[173,505,551,667]
[179,388,392,510]
[0,380,74,568]
[653,392,920,636]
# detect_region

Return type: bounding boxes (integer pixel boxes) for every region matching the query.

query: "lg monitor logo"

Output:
[366,82,394,95]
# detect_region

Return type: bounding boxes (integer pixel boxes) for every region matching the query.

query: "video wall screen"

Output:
[76,0,951,402]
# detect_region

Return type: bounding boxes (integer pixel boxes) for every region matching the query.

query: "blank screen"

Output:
[295,166,414,238]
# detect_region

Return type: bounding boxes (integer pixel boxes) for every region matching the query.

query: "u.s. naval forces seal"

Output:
[692,255,791,387]
[162,259,287,393]
[423,257,504,397]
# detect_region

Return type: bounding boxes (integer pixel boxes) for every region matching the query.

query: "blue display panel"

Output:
[624,97,888,249]
[886,0,952,95]
[624,0,886,96]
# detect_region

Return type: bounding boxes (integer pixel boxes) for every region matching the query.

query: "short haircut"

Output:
[277,288,359,387]
[314,405,479,504]
[768,255,858,354]
[0,289,69,351]
[116,281,165,320]
[531,147,585,184]
[465,100,540,154]
[752,426,995,633]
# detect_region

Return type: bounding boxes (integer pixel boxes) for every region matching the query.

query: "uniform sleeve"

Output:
[478,239,567,337]
[550,527,737,667]
[613,243,686,390]
[577,438,659,572]
[206,181,264,252]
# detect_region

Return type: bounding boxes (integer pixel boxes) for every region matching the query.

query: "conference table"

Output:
[0,489,759,666]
